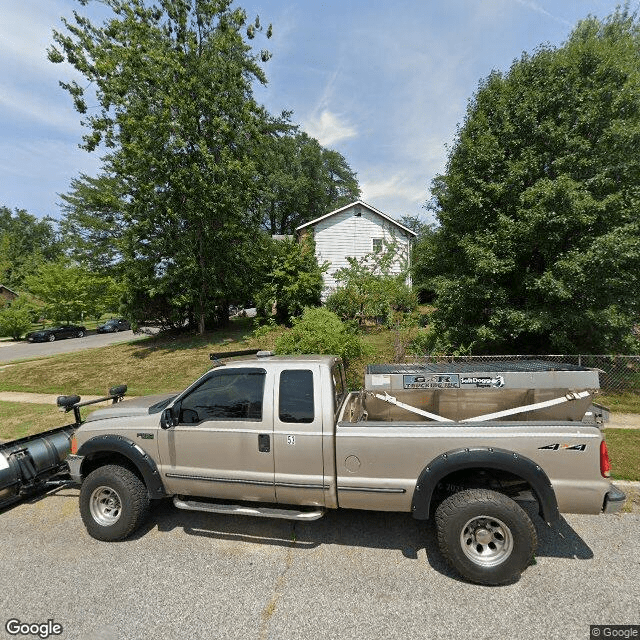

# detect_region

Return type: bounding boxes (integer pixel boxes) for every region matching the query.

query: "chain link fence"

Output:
[423,355,640,393]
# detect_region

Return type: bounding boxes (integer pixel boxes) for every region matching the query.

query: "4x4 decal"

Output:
[538,443,587,451]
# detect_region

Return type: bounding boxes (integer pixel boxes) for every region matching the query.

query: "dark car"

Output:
[96,318,131,333]
[26,324,86,343]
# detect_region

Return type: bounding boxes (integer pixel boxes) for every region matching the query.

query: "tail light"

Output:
[600,440,611,478]
[70,435,78,455]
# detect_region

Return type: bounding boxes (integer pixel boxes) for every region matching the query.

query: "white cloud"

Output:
[361,173,425,205]
[0,83,82,135]
[0,2,68,78]
[0,136,101,217]
[512,0,573,26]
[303,110,357,147]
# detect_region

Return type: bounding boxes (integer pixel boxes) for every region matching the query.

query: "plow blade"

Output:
[0,425,76,509]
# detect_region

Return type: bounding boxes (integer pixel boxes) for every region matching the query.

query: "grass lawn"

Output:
[603,428,640,482]
[596,392,640,414]
[0,401,69,441]
[0,317,399,396]
[0,317,287,396]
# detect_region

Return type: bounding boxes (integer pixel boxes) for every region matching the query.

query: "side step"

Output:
[173,497,326,521]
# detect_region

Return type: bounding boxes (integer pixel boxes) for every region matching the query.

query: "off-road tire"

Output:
[80,465,150,541]
[435,488,537,585]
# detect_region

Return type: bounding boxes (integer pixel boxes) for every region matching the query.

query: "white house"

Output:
[296,200,417,299]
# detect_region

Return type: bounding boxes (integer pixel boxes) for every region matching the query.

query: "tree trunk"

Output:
[197,234,206,334]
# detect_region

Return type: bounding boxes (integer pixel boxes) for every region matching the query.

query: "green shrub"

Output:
[326,241,417,325]
[275,307,366,364]
[408,329,437,357]
[252,318,278,339]
[0,299,34,340]
[255,236,327,325]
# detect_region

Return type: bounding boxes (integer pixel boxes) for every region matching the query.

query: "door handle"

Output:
[258,434,270,453]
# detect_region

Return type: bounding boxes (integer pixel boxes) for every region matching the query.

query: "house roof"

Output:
[296,200,417,237]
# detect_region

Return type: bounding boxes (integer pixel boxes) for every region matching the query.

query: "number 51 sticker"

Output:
[287,435,295,446]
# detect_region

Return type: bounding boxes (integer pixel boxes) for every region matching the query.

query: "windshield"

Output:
[149,395,177,414]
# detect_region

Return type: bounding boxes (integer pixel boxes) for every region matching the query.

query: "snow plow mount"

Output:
[57,384,127,426]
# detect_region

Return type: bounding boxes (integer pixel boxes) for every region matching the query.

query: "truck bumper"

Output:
[603,484,626,514]
[66,454,84,485]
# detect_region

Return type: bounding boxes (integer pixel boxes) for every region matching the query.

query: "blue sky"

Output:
[0,0,632,224]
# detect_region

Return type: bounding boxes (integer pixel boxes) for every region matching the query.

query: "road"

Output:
[0,491,637,640]
[0,330,156,363]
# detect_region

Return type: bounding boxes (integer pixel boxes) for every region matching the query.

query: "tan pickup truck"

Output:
[63,352,625,585]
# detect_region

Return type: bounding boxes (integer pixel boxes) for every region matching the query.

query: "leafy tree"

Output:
[426,9,640,354]
[0,298,34,340]
[400,216,440,303]
[255,235,327,325]
[398,215,435,241]
[255,131,360,235]
[58,173,126,274]
[326,240,417,326]
[0,206,61,289]
[24,261,119,324]
[49,0,277,333]
[275,307,366,365]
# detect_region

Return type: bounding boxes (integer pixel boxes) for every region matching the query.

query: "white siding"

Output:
[310,204,413,299]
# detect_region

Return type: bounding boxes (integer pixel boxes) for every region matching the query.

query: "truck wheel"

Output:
[435,488,537,585]
[79,465,150,541]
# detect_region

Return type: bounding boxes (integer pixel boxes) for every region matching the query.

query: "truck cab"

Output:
[154,355,345,508]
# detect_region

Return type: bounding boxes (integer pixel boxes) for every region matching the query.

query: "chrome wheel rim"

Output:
[460,515,513,567]
[89,486,122,526]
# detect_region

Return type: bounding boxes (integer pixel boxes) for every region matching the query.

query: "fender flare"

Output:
[77,435,166,499]
[411,447,559,525]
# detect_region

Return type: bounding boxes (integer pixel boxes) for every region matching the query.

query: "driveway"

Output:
[0,329,157,363]
[0,492,637,640]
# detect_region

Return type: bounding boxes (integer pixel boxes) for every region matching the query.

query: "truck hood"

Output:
[83,393,178,422]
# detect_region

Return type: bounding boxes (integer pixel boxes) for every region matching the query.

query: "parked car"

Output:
[97,318,131,333]
[26,324,86,342]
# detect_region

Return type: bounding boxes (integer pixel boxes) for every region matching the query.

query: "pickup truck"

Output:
[63,352,625,585]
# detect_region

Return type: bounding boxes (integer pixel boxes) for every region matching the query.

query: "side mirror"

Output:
[160,404,180,429]
[160,408,171,429]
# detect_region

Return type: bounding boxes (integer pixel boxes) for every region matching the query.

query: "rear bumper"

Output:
[603,484,626,514]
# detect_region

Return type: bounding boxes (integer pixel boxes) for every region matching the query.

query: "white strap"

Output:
[460,391,591,423]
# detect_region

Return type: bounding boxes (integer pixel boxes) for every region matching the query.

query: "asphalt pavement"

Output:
[0,329,157,363]
[0,490,637,640]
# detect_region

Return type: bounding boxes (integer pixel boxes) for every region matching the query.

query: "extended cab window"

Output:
[279,370,314,423]
[179,368,266,423]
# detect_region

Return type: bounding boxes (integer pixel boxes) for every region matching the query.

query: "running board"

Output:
[173,497,326,521]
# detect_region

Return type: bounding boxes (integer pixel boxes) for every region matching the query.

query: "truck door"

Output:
[158,367,275,502]
[273,364,325,506]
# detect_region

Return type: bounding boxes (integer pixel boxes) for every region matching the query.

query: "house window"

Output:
[372,238,383,253]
